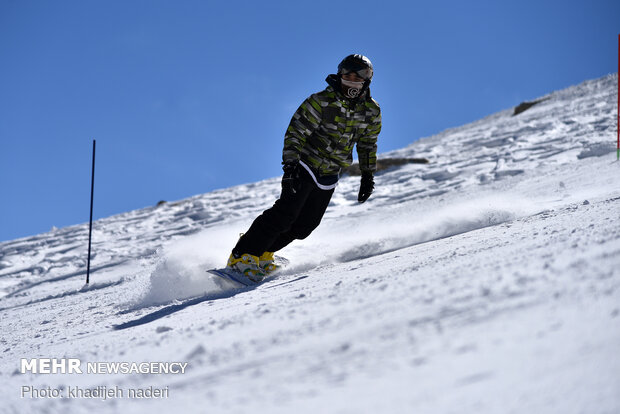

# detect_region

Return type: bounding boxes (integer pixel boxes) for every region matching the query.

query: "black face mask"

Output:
[341,78,364,98]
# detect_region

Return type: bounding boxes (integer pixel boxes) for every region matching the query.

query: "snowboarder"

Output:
[226,54,382,281]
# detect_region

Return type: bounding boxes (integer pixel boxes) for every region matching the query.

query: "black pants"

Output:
[233,168,334,257]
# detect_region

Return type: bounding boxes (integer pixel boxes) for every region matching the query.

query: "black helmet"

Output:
[337,54,374,81]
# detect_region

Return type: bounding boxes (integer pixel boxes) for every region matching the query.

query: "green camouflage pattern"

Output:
[283,85,381,176]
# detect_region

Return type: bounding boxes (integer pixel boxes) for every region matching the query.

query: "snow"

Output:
[1,74,619,413]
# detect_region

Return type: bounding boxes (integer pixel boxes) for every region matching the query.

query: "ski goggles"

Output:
[339,66,373,80]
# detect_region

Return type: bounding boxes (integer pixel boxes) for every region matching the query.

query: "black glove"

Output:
[358,172,374,203]
[282,160,301,195]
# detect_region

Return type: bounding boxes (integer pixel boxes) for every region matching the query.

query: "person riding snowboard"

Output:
[226,54,381,281]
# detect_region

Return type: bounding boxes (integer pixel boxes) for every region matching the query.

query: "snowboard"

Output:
[207,256,289,287]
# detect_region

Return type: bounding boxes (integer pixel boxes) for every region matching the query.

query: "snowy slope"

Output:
[1,74,618,414]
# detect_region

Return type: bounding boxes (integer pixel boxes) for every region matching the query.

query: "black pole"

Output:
[86,139,96,284]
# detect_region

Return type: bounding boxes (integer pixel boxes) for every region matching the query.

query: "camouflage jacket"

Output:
[283,75,381,177]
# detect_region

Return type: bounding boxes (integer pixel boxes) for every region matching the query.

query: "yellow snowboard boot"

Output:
[226,253,265,282]
[259,252,278,274]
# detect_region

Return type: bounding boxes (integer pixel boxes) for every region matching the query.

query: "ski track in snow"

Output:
[0,74,619,413]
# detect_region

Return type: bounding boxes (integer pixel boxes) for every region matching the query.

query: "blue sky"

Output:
[0,0,618,242]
